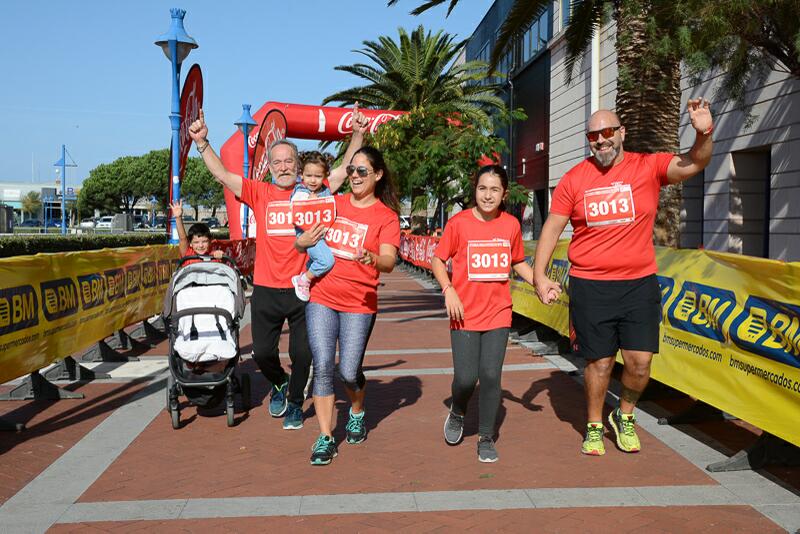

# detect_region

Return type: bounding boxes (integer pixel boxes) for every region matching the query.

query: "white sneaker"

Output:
[292,274,310,301]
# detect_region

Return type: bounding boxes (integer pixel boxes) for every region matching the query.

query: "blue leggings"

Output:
[306,302,376,396]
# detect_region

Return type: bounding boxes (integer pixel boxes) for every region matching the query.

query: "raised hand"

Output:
[687,98,713,134]
[188,108,208,143]
[352,101,369,135]
[169,200,183,218]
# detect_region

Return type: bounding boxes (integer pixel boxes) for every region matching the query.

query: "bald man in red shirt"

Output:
[534,99,713,456]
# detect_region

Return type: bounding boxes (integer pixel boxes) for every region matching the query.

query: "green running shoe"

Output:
[608,408,641,453]
[581,422,606,456]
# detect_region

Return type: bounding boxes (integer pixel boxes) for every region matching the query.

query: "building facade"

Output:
[468,1,800,261]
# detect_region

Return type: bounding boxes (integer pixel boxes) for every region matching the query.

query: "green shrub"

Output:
[0,234,169,258]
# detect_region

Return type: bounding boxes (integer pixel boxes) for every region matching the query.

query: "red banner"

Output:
[170,64,203,207]
[210,238,256,276]
[399,234,440,271]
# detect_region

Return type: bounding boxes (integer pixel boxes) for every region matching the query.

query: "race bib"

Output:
[265,201,294,236]
[467,239,512,281]
[292,197,336,231]
[326,217,368,260]
[583,184,635,227]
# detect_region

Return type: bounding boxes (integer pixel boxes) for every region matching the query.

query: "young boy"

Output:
[170,200,224,260]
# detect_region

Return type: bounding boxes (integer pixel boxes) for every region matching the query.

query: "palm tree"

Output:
[21,191,42,221]
[389,0,687,245]
[323,25,506,129]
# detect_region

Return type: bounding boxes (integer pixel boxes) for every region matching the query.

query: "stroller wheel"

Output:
[226,403,235,427]
[240,373,251,411]
[171,407,181,429]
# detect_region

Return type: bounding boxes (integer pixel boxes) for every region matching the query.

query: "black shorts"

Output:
[568,274,661,360]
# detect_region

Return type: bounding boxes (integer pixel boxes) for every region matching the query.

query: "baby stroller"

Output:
[162,255,251,428]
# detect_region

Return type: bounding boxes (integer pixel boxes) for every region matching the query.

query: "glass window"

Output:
[562,0,571,28]
[540,9,551,43]
[531,20,540,54]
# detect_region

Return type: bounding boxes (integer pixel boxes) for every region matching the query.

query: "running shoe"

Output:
[292,274,311,302]
[608,408,641,453]
[443,411,464,445]
[268,378,289,417]
[581,423,606,456]
[477,436,498,463]
[345,409,367,444]
[310,434,338,466]
[282,401,303,430]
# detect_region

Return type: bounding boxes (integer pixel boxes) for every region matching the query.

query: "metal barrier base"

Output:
[0,371,84,401]
[707,433,800,472]
[42,356,110,382]
[80,330,141,363]
[657,400,736,425]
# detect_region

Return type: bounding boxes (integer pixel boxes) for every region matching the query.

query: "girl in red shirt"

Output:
[296,146,401,466]
[432,165,535,463]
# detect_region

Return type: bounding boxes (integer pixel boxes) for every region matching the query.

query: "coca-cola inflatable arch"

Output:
[219,102,405,239]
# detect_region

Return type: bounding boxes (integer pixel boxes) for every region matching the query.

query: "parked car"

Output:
[19,219,42,227]
[133,215,150,229]
[79,217,96,228]
[46,219,62,228]
[153,215,167,229]
[95,216,114,229]
[201,217,220,228]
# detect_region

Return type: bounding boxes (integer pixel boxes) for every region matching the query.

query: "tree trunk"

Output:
[614,2,682,247]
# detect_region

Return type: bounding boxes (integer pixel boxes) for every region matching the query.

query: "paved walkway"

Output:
[0,267,798,532]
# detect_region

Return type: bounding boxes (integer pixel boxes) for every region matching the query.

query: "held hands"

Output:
[351,101,369,136]
[534,275,562,305]
[687,98,713,135]
[169,200,183,218]
[188,108,209,144]
[211,250,224,260]
[443,287,465,323]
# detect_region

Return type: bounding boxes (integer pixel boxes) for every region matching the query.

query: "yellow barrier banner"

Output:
[0,245,180,384]
[512,240,800,446]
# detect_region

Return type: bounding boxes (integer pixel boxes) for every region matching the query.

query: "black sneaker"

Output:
[310,434,337,466]
[345,409,367,444]
[443,411,464,445]
[477,436,498,463]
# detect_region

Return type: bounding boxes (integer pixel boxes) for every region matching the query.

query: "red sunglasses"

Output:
[586,125,622,142]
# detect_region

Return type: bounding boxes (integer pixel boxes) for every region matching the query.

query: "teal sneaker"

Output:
[282,402,303,430]
[268,377,288,417]
[345,409,366,444]
[310,434,337,465]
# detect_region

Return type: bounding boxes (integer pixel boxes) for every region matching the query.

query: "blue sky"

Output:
[0,0,494,185]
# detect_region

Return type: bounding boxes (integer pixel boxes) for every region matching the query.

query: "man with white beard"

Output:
[532,99,713,456]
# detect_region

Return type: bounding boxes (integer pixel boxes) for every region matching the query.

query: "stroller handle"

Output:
[178,254,237,269]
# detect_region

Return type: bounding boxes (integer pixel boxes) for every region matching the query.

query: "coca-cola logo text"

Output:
[336,111,403,135]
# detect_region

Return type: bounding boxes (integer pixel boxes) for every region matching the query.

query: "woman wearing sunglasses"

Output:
[295,146,401,466]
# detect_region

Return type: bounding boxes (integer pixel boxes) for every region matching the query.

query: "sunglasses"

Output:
[346,165,373,177]
[586,125,622,142]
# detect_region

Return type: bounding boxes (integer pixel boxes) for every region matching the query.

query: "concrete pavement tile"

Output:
[725,483,800,505]
[634,485,742,506]
[754,504,800,532]
[181,496,301,518]
[300,492,416,515]
[527,487,647,508]
[58,499,186,522]
[413,489,533,511]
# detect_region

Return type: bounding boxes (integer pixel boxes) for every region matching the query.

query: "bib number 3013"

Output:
[292,197,336,231]
[265,201,294,236]
[326,217,369,260]
[467,240,512,281]
[583,184,635,227]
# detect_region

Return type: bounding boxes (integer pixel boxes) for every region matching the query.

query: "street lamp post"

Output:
[155,8,198,244]
[53,144,76,235]
[234,104,257,238]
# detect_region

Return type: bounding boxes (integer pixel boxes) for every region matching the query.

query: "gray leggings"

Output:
[450,328,510,437]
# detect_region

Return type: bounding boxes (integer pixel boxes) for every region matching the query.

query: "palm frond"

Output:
[563,0,608,85]
[489,0,551,72]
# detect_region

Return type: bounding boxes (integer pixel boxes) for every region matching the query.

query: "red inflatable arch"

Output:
[219,102,406,239]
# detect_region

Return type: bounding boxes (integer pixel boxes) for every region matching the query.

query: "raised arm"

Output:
[533,213,570,304]
[666,98,714,185]
[188,109,244,197]
[170,200,188,255]
[328,102,368,193]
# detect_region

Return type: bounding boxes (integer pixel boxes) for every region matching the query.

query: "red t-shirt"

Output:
[310,194,400,314]
[239,179,306,288]
[434,209,525,331]
[550,152,673,280]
